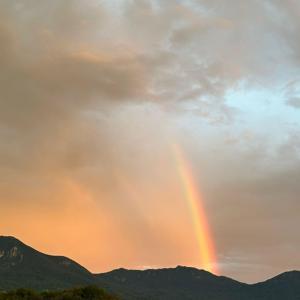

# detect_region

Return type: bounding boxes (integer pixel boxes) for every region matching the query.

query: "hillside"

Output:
[0,236,299,299]
[95,266,248,300]
[0,236,94,290]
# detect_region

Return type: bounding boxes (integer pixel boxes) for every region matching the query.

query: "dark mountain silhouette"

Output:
[249,271,300,300]
[95,266,248,299]
[0,236,299,299]
[0,236,94,290]
[95,267,300,300]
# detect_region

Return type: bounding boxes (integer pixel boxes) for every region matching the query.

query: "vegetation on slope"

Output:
[0,286,119,300]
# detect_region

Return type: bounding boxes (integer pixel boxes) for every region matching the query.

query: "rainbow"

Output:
[173,144,218,274]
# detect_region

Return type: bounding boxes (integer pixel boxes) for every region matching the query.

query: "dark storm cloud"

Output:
[0,0,149,177]
[0,0,237,180]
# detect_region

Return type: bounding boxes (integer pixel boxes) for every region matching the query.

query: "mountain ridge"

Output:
[0,236,299,299]
[0,235,94,290]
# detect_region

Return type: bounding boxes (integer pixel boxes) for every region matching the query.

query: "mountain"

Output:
[0,236,299,299]
[249,271,300,300]
[0,236,94,290]
[95,266,248,300]
[95,267,300,300]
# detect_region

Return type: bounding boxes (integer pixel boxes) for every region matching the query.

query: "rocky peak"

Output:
[0,236,24,266]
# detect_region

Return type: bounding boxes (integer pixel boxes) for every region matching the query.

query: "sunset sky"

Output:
[0,0,300,283]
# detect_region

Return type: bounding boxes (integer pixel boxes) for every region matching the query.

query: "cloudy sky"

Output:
[0,0,300,283]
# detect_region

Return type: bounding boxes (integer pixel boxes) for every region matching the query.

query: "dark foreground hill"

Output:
[95,267,300,300]
[0,286,119,300]
[95,266,248,300]
[0,236,299,299]
[0,236,94,290]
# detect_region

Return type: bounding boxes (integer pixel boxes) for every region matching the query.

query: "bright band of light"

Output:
[173,144,218,274]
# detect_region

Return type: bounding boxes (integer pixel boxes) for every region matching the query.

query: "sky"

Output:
[0,0,300,283]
